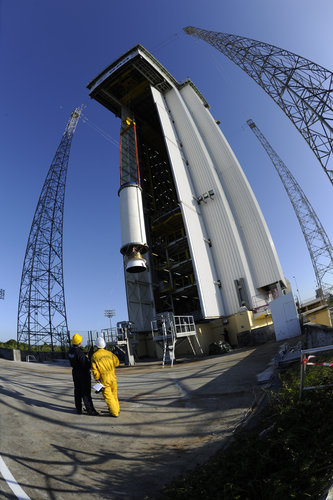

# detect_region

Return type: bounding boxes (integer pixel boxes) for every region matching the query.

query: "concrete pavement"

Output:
[0,341,284,499]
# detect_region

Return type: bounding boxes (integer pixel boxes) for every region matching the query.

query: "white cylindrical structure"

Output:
[118,182,148,256]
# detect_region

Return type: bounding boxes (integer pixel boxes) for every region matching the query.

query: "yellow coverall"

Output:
[91,348,120,416]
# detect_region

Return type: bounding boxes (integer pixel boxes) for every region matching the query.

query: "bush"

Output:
[158,364,333,500]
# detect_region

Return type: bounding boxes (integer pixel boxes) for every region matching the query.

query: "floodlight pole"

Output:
[104,309,116,339]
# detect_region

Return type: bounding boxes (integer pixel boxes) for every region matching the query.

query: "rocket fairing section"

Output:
[119,117,148,273]
[118,182,148,256]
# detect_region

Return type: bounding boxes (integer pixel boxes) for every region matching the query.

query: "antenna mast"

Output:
[17,107,82,350]
[184,26,333,186]
[247,119,333,297]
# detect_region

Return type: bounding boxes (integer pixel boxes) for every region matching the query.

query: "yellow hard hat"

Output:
[72,333,82,345]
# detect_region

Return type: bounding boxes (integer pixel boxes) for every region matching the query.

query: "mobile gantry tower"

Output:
[87,45,286,349]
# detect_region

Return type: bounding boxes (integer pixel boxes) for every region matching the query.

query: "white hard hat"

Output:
[95,337,106,349]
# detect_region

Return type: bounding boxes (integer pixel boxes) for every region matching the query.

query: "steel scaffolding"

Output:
[184,26,333,186]
[247,119,333,296]
[17,107,82,350]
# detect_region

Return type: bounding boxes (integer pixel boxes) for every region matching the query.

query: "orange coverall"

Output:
[91,348,120,416]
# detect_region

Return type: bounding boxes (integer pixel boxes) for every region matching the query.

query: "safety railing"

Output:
[299,345,333,398]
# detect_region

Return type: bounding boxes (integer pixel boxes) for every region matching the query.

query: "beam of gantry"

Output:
[184,26,333,186]
[17,108,82,351]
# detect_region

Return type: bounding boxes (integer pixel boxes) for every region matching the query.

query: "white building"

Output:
[87,45,286,350]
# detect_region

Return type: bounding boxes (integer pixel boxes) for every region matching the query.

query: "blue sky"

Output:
[0,0,332,342]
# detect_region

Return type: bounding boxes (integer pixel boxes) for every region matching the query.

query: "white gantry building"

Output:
[87,45,286,353]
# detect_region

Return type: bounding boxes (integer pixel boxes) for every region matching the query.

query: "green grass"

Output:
[157,361,333,500]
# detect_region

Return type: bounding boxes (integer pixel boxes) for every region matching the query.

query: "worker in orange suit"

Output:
[91,337,120,417]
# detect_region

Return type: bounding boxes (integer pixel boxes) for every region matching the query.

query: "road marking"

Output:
[0,456,31,499]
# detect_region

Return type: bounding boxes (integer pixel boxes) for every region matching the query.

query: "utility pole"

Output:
[184,26,333,186]
[17,107,82,350]
[247,119,333,297]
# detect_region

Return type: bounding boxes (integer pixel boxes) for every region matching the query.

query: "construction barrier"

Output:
[299,345,333,398]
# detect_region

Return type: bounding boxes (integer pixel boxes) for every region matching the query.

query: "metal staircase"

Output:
[151,312,203,367]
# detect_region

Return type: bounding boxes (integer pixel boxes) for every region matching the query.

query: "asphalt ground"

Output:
[0,341,284,499]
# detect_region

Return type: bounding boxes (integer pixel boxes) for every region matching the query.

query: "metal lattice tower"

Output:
[184,26,333,185]
[247,119,333,297]
[17,108,82,350]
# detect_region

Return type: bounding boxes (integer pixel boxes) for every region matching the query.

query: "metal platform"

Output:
[90,322,137,366]
[151,312,203,367]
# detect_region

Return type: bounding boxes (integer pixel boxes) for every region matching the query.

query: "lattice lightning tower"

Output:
[247,119,333,297]
[184,26,333,186]
[17,108,82,350]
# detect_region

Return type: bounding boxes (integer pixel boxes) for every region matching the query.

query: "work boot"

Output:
[87,409,99,416]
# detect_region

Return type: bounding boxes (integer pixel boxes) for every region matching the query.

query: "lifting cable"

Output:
[208,50,252,134]
[151,30,185,53]
[81,112,119,149]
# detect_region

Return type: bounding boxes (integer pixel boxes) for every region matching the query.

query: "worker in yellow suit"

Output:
[91,337,120,417]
